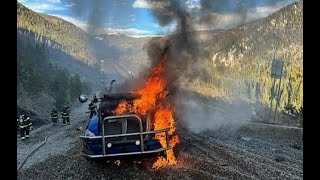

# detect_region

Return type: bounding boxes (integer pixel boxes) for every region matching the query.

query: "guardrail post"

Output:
[140,132,144,152]
[165,131,169,148]
[101,113,106,156]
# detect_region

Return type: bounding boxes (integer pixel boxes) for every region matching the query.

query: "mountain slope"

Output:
[187,0,303,112]
[93,33,152,76]
[17,1,153,78]
[17,2,96,65]
[206,0,302,68]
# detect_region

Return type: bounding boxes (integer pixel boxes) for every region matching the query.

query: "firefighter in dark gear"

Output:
[88,101,97,119]
[65,105,71,113]
[51,108,59,125]
[92,94,99,103]
[61,106,70,125]
[17,116,20,129]
[18,114,33,140]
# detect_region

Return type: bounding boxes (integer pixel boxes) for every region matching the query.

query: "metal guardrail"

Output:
[80,114,170,158]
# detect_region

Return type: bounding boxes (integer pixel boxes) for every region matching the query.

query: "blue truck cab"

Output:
[78,92,170,160]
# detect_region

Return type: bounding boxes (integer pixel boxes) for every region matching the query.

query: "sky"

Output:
[18,0,298,37]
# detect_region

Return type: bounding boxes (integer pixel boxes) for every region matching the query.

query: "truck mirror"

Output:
[79,94,88,103]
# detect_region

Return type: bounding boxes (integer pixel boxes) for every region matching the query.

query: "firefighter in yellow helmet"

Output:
[51,107,59,125]
[61,105,70,125]
[17,114,33,140]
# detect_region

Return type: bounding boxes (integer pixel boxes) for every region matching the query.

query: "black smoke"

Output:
[141,0,295,130]
[142,0,295,85]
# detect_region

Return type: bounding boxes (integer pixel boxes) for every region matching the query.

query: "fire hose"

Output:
[17,128,66,172]
[17,113,89,172]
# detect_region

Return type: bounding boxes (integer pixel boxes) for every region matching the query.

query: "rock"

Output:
[241,137,252,141]
[291,144,302,150]
[274,156,285,162]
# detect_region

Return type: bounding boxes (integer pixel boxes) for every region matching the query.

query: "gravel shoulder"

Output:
[17,102,89,171]
[17,120,303,180]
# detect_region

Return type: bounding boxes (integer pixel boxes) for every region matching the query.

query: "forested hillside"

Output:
[17,30,91,119]
[17,2,96,65]
[174,0,303,116]
[16,0,303,120]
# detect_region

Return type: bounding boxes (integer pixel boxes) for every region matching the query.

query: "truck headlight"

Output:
[135,140,140,145]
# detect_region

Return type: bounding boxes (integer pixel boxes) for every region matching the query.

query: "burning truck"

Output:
[78,49,180,169]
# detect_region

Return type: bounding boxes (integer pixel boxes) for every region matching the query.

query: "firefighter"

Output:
[88,101,97,118]
[65,105,71,113]
[51,107,59,125]
[61,105,70,125]
[92,94,99,103]
[18,114,33,140]
[17,115,20,129]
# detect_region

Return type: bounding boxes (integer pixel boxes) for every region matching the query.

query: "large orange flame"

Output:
[113,100,131,115]
[113,48,179,169]
[133,51,168,116]
[152,107,180,169]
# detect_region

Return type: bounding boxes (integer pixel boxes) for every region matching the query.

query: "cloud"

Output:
[193,0,297,31]
[48,0,61,3]
[132,0,168,10]
[132,0,296,11]
[47,14,153,38]
[19,1,66,13]
[48,14,157,37]
[185,0,201,10]
[246,0,295,20]
[133,0,297,33]
[129,34,164,38]
[96,27,155,37]
[65,3,77,8]
[132,0,152,9]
